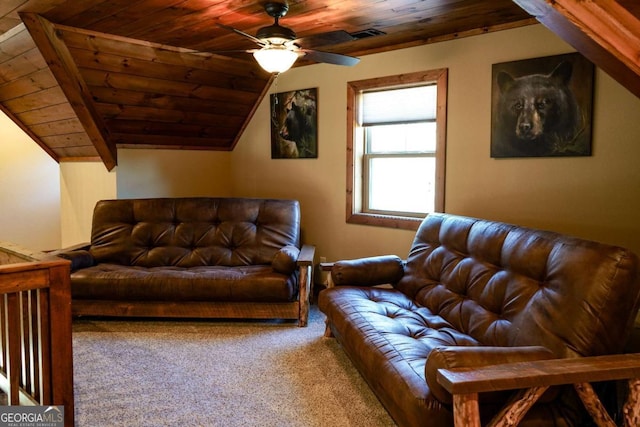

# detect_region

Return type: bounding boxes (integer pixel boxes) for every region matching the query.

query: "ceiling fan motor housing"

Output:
[258,2,296,43]
[264,2,289,18]
[219,1,359,68]
[257,24,296,43]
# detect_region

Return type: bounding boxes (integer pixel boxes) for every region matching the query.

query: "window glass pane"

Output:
[368,123,436,153]
[368,157,435,214]
[361,85,436,125]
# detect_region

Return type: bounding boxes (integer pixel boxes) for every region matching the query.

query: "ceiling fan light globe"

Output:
[253,48,299,73]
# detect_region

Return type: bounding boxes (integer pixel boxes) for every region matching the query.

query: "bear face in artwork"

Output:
[271,89,318,158]
[492,60,588,157]
[280,102,313,146]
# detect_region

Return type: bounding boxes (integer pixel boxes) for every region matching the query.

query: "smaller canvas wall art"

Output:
[270,88,318,159]
[491,52,594,158]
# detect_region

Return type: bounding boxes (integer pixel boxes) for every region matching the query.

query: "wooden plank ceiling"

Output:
[0,1,638,171]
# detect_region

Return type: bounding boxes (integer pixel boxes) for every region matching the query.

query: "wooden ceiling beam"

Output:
[514,0,640,98]
[19,12,117,170]
[0,24,64,162]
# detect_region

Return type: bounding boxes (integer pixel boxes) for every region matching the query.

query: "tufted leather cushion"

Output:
[319,286,465,427]
[89,198,300,268]
[71,264,297,302]
[397,213,640,358]
[319,213,640,427]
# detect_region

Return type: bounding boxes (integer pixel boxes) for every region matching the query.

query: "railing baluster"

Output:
[20,291,31,396]
[0,252,74,426]
[30,289,41,403]
[0,295,6,374]
[6,292,20,405]
[38,288,51,404]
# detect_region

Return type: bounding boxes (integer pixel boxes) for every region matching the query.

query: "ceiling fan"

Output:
[217,2,360,73]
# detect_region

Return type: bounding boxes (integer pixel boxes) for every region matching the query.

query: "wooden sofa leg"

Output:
[298,310,308,327]
[623,378,640,426]
[574,382,617,426]
[324,323,334,337]
[298,264,311,327]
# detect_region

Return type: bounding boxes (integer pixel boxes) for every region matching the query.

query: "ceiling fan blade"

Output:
[204,49,257,54]
[217,23,265,46]
[300,49,360,66]
[293,30,355,48]
[188,47,257,59]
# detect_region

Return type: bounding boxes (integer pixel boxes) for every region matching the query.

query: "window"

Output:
[347,69,448,230]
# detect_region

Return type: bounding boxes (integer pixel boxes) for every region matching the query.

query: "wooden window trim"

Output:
[346,69,448,230]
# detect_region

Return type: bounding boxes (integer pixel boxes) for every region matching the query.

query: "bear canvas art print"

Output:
[270,88,318,159]
[491,53,594,158]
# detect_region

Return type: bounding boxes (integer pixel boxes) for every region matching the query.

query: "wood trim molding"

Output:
[346,68,448,230]
[229,73,275,150]
[514,0,640,99]
[20,12,117,170]
[0,102,59,162]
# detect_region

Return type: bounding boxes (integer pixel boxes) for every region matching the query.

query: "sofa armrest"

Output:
[437,353,640,427]
[271,244,315,275]
[425,345,556,405]
[330,255,404,287]
[48,243,94,272]
[47,242,91,256]
[55,249,95,272]
[272,245,300,275]
[297,244,315,267]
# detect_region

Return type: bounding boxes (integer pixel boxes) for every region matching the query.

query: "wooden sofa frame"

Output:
[438,352,640,427]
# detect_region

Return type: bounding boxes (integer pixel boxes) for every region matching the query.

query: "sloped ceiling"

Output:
[0,1,638,171]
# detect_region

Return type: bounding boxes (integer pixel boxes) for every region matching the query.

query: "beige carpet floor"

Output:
[72,305,397,427]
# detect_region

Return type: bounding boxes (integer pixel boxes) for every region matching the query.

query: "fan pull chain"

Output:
[272,73,279,122]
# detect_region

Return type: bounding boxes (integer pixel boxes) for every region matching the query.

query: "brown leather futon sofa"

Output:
[56,197,315,326]
[319,212,640,426]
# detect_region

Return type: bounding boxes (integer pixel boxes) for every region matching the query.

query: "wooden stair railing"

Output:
[437,353,640,427]
[0,247,74,427]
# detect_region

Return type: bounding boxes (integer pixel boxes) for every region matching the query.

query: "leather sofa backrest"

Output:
[88,198,301,268]
[396,213,640,358]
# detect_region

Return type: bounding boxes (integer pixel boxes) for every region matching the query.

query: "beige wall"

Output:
[13,23,640,260]
[60,162,116,247]
[0,111,60,251]
[231,24,640,261]
[59,150,232,246]
[117,149,234,198]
